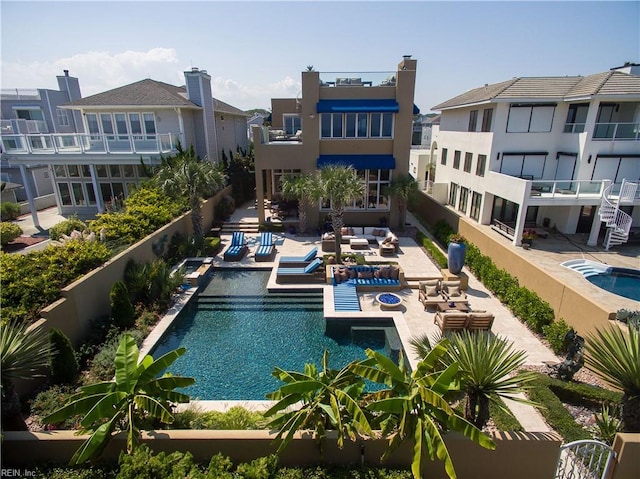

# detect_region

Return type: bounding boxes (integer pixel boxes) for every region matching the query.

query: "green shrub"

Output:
[49,215,87,241]
[432,219,455,246]
[189,406,265,430]
[235,455,279,479]
[86,328,145,383]
[0,221,22,246]
[203,236,221,256]
[206,453,235,479]
[543,319,572,355]
[416,231,447,269]
[489,395,524,432]
[49,328,79,385]
[590,404,622,445]
[135,309,160,335]
[34,465,117,479]
[110,281,135,328]
[117,445,204,479]
[0,201,20,221]
[30,384,77,430]
[260,221,285,232]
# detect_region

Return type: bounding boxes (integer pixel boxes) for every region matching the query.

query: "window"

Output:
[476,154,486,177]
[470,191,482,221]
[481,108,493,132]
[101,114,114,138]
[54,165,67,178]
[458,187,469,213]
[463,152,473,173]
[71,183,86,206]
[319,169,390,211]
[448,183,458,206]
[57,109,70,126]
[453,150,461,169]
[441,148,448,165]
[58,183,72,206]
[143,113,156,137]
[129,113,142,136]
[321,113,342,138]
[15,108,44,121]
[468,110,478,132]
[507,104,555,133]
[345,113,368,138]
[67,165,80,178]
[370,113,393,138]
[322,112,392,138]
[115,113,128,139]
[283,114,301,135]
[86,113,100,138]
[564,104,588,133]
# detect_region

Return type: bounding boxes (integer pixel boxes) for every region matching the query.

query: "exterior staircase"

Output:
[599,179,637,250]
[220,220,260,235]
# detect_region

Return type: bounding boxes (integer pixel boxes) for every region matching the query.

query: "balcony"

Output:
[319,71,397,88]
[1,132,182,156]
[0,89,40,100]
[1,119,48,134]
[593,122,640,140]
[530,180,605,198]
[257,127,302,144]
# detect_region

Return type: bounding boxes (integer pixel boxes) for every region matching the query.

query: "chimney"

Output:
[64,69,69,77]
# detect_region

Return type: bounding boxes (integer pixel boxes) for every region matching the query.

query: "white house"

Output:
[430,64,640,249]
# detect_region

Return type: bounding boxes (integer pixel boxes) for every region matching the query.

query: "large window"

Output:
[470,191,482,221]
[370,113,393,138]
[476,154,487,177]
[441,148,448,165]
[564,104,588,133]
[448,182,458,206]
[463,152,473,173]
[453,150,461,170]
[345,113,368,138]
[129,113,142,136]
[507,104,556,133]
[481,108,493,132]
[321,113,342,138]
[458,187,469,213]
[321,112,393,139]
[143,113,156,138]
[320,169,390,211]
[115,113,129,139]
[15,108,44,121]
[57,108,70,127]
[468,110,478,132]
[283,114,301,135]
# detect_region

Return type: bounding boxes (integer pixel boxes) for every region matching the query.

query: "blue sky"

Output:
[1,1,638,112]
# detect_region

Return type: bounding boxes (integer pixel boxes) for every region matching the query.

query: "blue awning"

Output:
[413,104,421,115]
[316,99,399,113]
[317,154,396,170]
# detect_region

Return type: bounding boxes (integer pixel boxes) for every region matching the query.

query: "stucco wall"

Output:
[1,430,563,479]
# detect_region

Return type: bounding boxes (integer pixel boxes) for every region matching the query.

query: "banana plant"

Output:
[44,333,195,464]
[350,343,495,479]
[264,350,373,454]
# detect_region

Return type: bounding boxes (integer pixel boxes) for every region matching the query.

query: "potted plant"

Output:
[447,234,467,274]
[522,229,537,249]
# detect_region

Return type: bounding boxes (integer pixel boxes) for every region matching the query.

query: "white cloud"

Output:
[211,75,301,111]
[1,48,181,96]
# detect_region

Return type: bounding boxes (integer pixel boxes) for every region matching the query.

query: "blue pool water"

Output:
[586,267,640,302]
[151,269,399,400]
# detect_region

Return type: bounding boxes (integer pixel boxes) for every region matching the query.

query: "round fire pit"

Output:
[376,292,403,310]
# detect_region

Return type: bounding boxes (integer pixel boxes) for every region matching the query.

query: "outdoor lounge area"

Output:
[223,232,249,261]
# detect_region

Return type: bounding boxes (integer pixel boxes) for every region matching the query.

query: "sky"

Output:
[1,1,639,113]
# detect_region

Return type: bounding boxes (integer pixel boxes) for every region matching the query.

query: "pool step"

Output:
[561,259,610,278]
[333,283,361,312]
[196,293,323,311]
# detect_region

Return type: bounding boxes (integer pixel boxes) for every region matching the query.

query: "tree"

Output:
[384,173,418,231]
[44,333,195,464]
[155,144,226,243]
[436,331,537,429]
[280,174,318,234]
[350,345,495,479]
[49,328,79,385]
[1,319,50,430]
[312,164,365,263]
[585,326,640,432]
[110,280,135,328]
[264,350,373,454]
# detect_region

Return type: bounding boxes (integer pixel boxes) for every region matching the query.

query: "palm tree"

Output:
[351,345,495,479]
[264,350,373,454]
[44,333,195,464]
[1,320,51,430]
[312,164,365,263]
[384,173,418,231]
[156,145,226,243]
[436,331,538,429]
[585,326,640,432]
[280,174,318,234]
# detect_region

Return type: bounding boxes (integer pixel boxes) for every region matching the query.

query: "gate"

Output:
[555,440,616,479]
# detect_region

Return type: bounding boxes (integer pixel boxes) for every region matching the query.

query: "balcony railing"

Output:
[0,89,40,100]
[593,122,640,140]
[529,180,606,198]
[319,71,397,88]
[1,119,48,134]
[258,127,302,144]
[563,122,586,133]
[0,132,182,155]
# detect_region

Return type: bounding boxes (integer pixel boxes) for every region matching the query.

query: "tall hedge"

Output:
[49,328,79,385]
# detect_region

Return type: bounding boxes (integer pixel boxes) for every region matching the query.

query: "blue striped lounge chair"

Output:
[255,232,275,262]
[223,232,248,261]
[276,257,323,283]
[278,246,318,267]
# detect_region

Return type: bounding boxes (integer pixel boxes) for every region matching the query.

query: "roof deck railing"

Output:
[318,71,397,88]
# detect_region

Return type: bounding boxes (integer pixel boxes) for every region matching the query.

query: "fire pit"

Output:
[376,292,402,310]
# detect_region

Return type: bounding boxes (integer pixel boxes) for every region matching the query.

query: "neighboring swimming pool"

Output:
[562,260,640,302]
[151,269,401,400]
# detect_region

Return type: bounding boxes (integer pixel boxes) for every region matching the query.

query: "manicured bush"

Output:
[49,215,87,241]
[416,231,447,269]
[202,236,221,256]
[259,221,285,232]
[0,201,20,221]
[49,328,79,385]
[432,219,455,245]
[235,454,279,479]
[110,281,135,328]
[191,407,265,430]
[117,445,203,479]
[0,221,22,246]
[543,319,572,355]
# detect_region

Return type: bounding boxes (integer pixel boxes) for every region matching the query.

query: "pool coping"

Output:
[139,264,418,412]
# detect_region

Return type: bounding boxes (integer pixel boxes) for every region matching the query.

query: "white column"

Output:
[587,205,601,247]
[18,164,40,229]
[89,164,104,213]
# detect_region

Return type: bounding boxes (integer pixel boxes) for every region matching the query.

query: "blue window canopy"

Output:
[316,99,399,113]
[317,154,396,170]
[413,104,420,115]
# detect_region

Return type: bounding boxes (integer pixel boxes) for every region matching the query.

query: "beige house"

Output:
[253,56,418,231]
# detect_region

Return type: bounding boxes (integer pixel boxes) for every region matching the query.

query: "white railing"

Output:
[0,132,182,155]
[563,122,586,133]
[593,122,640,140]
[0,89,40,100]
[530,180,605,198]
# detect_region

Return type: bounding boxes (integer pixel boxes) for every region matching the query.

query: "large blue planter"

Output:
[447,241,467,275]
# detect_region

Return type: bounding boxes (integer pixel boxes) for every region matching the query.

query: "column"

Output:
[18,164,40,229]
[89,164,104,213]
[587,205,601,247]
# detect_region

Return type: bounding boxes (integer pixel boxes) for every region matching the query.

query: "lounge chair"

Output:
[434,311,468,332]
[254,232,275,262]
[441,280,468,304]
[418,279,444,310]
[466,312,494,331]
[278,246,318,267]
[223,232,248,261]
[276,257,324,283]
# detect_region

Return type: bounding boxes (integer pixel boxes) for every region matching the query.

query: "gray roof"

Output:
[432,71,640,110]
[213,98,249,117]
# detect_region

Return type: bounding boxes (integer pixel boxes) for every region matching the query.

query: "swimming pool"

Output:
[151,269,401,400]
[586,267,640,302]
